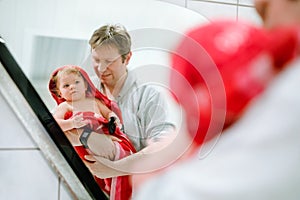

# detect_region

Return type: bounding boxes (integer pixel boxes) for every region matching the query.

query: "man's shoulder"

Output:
[124,71,160,94]
[131,82,163,97]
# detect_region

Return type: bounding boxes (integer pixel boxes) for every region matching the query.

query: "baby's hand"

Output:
[72,113,89,129]
[108,112,121,128]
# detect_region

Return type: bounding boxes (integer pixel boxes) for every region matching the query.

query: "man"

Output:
[81,24,178,179]
[133,0,300,199]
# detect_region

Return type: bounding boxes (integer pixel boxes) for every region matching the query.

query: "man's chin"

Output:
[100,79,112,87]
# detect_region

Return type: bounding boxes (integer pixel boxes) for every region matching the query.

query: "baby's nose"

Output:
[70,84,76,89]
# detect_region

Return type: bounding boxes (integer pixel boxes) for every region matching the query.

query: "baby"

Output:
[49,65,135,200]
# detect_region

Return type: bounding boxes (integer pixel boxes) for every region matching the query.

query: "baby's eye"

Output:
[75,80,80,84]
[63,84,69,88]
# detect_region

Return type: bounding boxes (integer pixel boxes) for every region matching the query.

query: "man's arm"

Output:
[84,125,194,179]
[82,131,121,161]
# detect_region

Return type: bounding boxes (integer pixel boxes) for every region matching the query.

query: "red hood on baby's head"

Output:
[49,65,110,106]
[48,65,119,116]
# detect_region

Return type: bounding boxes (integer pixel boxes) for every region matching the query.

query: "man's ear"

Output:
[124,51,132,65]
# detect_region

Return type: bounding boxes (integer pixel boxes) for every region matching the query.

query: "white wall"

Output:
[0,90,73,200]
[0,0,261,199]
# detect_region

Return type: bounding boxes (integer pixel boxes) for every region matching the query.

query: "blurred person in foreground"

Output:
[133,0,300,199]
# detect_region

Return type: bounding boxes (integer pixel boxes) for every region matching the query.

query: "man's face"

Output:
[255,0,300,29]
[91,45,131,89]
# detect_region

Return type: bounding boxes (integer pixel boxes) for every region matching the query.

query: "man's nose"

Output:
[97,62,108,73]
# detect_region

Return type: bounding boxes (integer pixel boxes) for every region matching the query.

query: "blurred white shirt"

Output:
[134,58,300,200]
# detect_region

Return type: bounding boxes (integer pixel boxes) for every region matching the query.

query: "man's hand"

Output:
[84,155,125,179]
[87,132,121,160]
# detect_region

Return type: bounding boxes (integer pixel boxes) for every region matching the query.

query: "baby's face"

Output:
[58,73,87,102]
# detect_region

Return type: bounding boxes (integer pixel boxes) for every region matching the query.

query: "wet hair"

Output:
[89,24,131,62]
